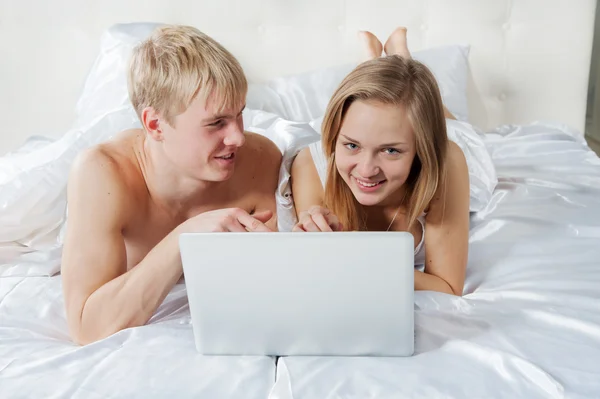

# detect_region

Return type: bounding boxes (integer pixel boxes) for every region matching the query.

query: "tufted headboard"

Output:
[0,0,596,155]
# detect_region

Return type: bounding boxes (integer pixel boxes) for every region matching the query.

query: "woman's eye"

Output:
[344,143,358,150]
[384,148,400,155]
[209,120,224,127]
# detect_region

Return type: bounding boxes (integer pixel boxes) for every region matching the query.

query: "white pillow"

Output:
[79,23,469,124]
[247,44,471,123]
[75,22,163,124]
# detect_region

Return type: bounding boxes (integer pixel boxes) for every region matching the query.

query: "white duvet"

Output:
[0,277,276,398]
[270,124,600,399]
[2,23,600,399]
[2,122,600,398]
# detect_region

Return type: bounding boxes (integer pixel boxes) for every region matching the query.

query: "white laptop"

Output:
[179,231,415,357]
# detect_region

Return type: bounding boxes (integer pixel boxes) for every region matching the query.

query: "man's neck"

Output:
[137,136,224,217]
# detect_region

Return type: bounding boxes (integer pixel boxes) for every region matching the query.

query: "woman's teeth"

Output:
[356,178,383,187]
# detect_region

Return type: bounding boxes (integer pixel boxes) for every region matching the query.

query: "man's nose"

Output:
[223,121,245,147]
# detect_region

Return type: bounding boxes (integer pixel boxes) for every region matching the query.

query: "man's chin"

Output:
[208,165,236,181]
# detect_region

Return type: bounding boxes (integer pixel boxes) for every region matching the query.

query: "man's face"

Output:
[160,94,246,182]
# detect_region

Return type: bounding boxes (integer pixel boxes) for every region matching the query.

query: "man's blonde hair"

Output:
[128,25,247,125]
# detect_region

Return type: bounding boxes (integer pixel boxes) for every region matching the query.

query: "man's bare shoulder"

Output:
[67,131,145,217]
[242,131,282,161]
[238,132,282,181]
[68,148,128,213]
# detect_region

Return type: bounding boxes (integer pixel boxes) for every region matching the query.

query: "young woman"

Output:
[290,28,470,295]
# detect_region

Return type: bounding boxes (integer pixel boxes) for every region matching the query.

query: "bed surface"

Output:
[0,277,276,398]
[271,123,600,399]
[2,122,600,398]
[1,1,600,398]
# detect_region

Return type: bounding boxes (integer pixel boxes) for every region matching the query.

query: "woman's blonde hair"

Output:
[322,55,448,231]
[128,25,247,126]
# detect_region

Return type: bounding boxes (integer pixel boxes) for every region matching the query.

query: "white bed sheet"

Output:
[1,27,599,394]
[2,122,599,399]
[0,276,276,398]
[269,123,600,399]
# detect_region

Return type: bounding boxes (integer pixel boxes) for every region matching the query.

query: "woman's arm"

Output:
[414,270,455,294]
[290,147,343,232]
[290,147,325,217]
[419,141,470,295]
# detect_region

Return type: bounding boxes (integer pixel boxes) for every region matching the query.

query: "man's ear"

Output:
[141,107,165,142]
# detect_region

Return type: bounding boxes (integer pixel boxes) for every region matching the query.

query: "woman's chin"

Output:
[352,190,385,207]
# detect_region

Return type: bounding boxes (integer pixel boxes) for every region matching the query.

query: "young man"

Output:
[61,25,282,345]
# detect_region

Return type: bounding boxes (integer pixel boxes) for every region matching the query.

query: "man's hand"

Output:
[292,206,343,232]
[182,208,274,233]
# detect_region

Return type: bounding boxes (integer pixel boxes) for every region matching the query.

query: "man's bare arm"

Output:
[62,148,274,345]
[61,150,183,345]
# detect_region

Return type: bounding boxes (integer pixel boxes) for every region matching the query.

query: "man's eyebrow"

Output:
[203,104,246,123]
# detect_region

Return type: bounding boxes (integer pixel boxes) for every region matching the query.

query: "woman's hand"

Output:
[293,206,343,232]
